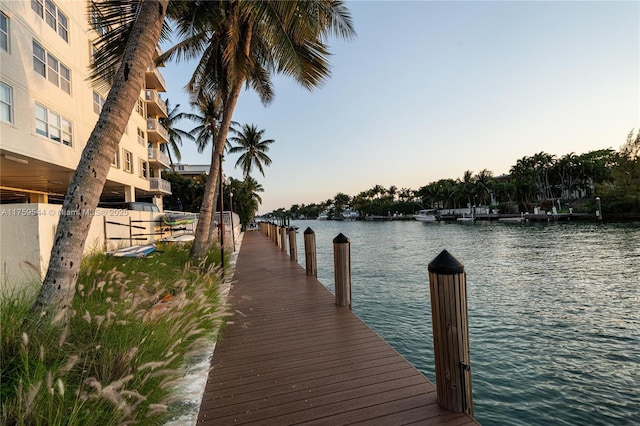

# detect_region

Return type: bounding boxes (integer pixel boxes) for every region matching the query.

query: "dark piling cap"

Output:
[333,233,349,244]
[428,250,464,274]
[304,227,315,235]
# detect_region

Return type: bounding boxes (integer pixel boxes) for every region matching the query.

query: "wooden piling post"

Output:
[333,233,351,309]
[304,227,317,277]
[288,227,297,262]
[595,197,602,222]
[428,250,473,416]
[280,226,287,252]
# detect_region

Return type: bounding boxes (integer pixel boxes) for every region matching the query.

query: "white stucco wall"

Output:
[0,203,162,292]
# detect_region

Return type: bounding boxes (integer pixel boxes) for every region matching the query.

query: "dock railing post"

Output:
[304,227,317,277]
[288,227,297,262]
[428,250,473,416]
[333,233,351,309]
[280,226,287,252]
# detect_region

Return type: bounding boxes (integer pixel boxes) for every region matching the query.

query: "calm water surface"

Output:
[290,219,640,425]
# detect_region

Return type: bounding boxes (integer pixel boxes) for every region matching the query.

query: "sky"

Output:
[160,0,640,214]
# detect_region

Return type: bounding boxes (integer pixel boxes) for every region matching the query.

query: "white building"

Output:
[173,163,210,179]
[0,0,171,208]
[0,1,174,287]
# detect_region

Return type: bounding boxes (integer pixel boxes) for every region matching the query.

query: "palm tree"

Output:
[474,169,494,206]
[459,170,476,208]
[231,176,264,229]
[31,0,169,324]
[229,124,274,178]
[180,94,235,246]
[162,0,355,258]
[180,94,232,155]
[160,100,193,170]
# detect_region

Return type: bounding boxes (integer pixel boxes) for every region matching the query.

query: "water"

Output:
[289,219,640,425]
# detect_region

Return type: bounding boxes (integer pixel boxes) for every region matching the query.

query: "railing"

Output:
[144,89,168,117]
[149,177,171,194]
[146,118,169,143]
[147,147,170,167]
[145,66,166,91]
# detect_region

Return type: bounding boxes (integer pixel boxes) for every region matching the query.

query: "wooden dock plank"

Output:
[197,231,478,425]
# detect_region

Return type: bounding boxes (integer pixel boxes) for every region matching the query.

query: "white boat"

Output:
[317,211,329,220]
[414,209,440,222]
[341,208,359,221]
[161,234,195,243]
[110,244,156,257]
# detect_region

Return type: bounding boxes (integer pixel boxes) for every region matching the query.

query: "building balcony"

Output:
[149,177,171,194]
[145,90,168,118]
[145,66,166,92]
[148,147,171,168]
[147,118,169,144]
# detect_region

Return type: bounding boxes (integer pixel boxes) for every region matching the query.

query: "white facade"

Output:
[0,0,171,207]
[0,1,177,289]
[174,164,211,178]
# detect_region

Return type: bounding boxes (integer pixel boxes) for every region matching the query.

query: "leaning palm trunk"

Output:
[30,0,168,325]
[190,80,247,258]
[190,87,243,258]
[207,162,220,247]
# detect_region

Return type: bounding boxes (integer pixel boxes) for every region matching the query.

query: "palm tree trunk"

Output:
[191,22,253,259]
[207,158,220,246]
[190,82,243,258]
[30,0,168,325]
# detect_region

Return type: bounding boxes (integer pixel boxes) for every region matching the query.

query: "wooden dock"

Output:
[197,231,479,425]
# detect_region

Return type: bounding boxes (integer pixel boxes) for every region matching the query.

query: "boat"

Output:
[317,211,329,220]
[110,244,156,258]
[162,213,196,226]
[414,209,440,222]
[341,208,359,221]
[161,234,195,243]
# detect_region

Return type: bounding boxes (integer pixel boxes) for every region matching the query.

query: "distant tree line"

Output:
[271,131,640,219]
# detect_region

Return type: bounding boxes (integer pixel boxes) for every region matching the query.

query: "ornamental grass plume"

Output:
[1,242,229,425]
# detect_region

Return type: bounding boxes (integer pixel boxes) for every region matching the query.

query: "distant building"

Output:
[0,0,171,209]
[173,164,210,179]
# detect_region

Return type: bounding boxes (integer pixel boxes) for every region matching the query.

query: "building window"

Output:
[33,40,46,77]
[90,7,108,36]
[112,149,120,168]
[0,12,9,52]
[135,97,145,116]
[61,117,72,146]
[0,82,13,123]
[31,0,43,17]
[35,103,48,136]
[139,159,148,179]
[59,64,70,93]
[32,0,68,42]
[123,149,133,173]
[137,127,145,146]
[93,91,105,114]
[33,40,71,94]
[35,102,72,146]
